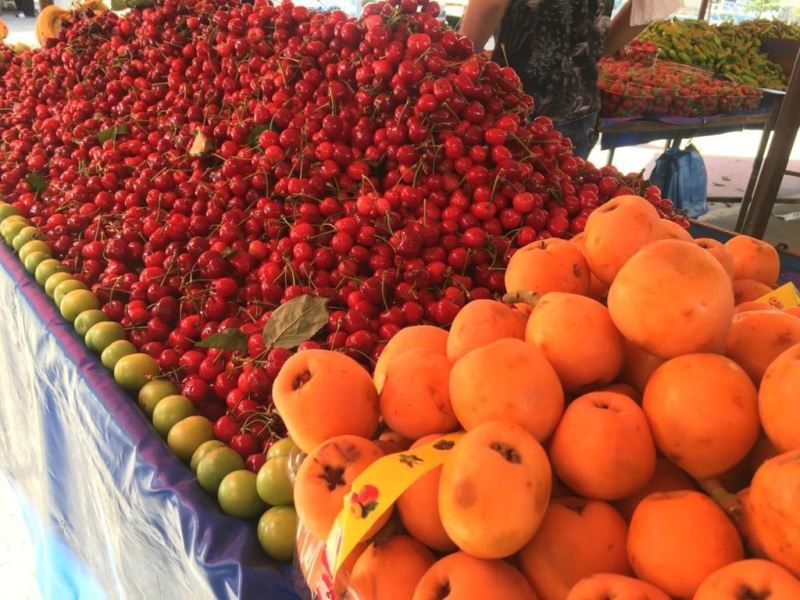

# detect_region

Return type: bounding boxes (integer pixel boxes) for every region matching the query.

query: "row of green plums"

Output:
[0,202,300,562]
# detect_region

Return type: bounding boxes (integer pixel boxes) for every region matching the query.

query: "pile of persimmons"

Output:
[273,194,800,599]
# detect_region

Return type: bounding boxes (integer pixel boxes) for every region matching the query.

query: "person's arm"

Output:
[459,0,510,52]
[602,1,649,57]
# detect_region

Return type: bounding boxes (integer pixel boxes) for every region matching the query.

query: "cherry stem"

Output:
[697,477,742,522]
[502,290,541,306]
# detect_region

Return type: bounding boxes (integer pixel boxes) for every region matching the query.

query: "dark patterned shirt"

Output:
[491,0,613,123]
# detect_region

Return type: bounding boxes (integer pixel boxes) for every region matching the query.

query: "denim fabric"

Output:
[555,111,600,159]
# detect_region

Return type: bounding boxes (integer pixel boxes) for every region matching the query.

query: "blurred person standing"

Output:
[460,0,680,158]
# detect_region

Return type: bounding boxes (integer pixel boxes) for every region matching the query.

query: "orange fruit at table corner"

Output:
[694,559,800,599]
[607,239,735,358]
[748,451,800,576]
[785,305,800,318]
[695,237,735,279]
[582,194,664,286]
[446,299,526,362]
[373,325,448,393]
[378,348,458,440]
[549,391,656,501]
[396,434,457,553]
[618,340,665,395]
[412,551,535,600]
[724,234,780,286]
[660,218,693,241]
[643,353,760,479]
[272,349,379,454]
[449,338,564,442]
[525,292,625,393]
[613,456,696,522]
[627,490,744,598]
[438,420,551,559]
[504,237,590,297]
[569,232,608,301]
[293,435,385,541]
[565,573,670,600]
[759,343,800,452]
[350,534,436,600]
[518,497,631,600]
[725,310,800,384]
[732,278,773,304]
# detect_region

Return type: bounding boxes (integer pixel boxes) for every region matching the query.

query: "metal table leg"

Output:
[735,95,781,232]
[741,51,800,238]
[606,146,616,166]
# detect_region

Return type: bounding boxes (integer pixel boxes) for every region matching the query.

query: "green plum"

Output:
[23,251,48,274]
[190,440,226,473]
[73,309,107,337]
[218,470,265,520]
[12,226,38,252]
[1,218,29,244]
[266,438,297,461]
[256,456,293,506]
[53,279,88,306]
[85,321,126,353]
[0,202,20,222]
[151,394,195,437]
[257,506,298,561]
[100,339,137,370]
[138,380,178,417]
[113,353,159,391]
[167,416,214,462]
[60,289,100,322]
[34,258,68,286]
[44,272,72,298]
[18,239,51,262]
[197,447,246,494]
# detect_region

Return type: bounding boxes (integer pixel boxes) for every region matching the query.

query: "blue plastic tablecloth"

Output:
[0,243,305,600]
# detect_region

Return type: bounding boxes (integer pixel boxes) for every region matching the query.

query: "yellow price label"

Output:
[755,282,800,310]
[325,432,464,577]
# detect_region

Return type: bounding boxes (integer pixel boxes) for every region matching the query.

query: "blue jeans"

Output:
[555,112,600,159]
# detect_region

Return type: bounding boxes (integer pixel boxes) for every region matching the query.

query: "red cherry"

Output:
[246,453,267,473]
[214,416,240,444]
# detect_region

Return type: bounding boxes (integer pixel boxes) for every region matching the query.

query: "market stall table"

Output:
[599,99,788,222]
[739,40,800,238]
[599,108,775,153]
[0,242,304,600]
